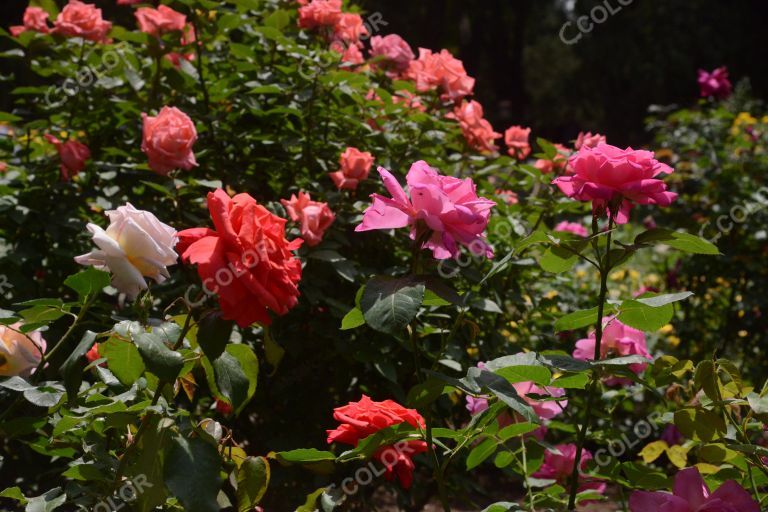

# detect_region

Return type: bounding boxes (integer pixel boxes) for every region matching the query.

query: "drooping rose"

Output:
[369,34,415,75]
[10,7,50,37]
[281,192,335,247]
[534,143,569,175]
[552,143,677,224]
[356,161,496,259]
[533,444,606,497]
[447,100,501,153]
[574,131,606,150]
[0,323,46,377]
[297,0,342,30]
[135,5,186,36]
[75,203,178,299]
[141,106,198,175]
[53,0,112,43]
[177,189,303,327]
[630,467,759,512]
[405,48,475,101]
[554,221,588,238]
[44,134,91,181]
[698,67,732,100]
[326,395,427,489]
[329,147,374,190]
[504,125,531,160]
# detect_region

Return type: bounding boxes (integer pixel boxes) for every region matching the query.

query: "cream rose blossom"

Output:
[0,323,47,377]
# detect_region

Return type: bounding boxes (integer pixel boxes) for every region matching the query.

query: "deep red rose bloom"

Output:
[326,395,427,488]
[177,189,303,327]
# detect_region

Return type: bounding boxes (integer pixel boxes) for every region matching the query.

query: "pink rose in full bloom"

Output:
[698,67,732,100]
[629,467,759,512]
[297,0,342,30]
[573,316,652,385]
[10,7,50,37]
[53,0,112,43]
[135,5,186,36]
[405,48,475,101]
[533,444,606,497]
[574,131,607,150]
[534,143,569,175]
[44,134,91,181]
[0,323,46,377]
[369,34,415,75]
[504,125,531,160]
[554,221,588,238]
[552,143,677,224]
[447,100,501,153]
[141,106,198,175]
[330,147,374,190]
[281,192,335,247]
[355,161,496,259]
[332,12,367,43]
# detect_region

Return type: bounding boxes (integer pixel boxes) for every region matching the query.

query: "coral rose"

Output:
[141,106,198,175]
[10,7,50,37]
[0,323,46,377]
[356,160,495,260]
[504,125,531,160]
[332,12,367,43]
[75,203,178,299]
[135,5,186,36]
[44,134,90,181]
[552,143,677,224]
[329,147,374,190]
[447,100,501,153]
[297,0,342,30]
[177,189,303,327]
[281,192,335,247]
[53,0,112,43]
[405,48,475,101]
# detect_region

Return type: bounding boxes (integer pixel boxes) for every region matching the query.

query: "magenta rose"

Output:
[698,66,732,100]
[141,106,198,175]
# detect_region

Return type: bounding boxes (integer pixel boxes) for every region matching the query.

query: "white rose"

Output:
[0,322,47,377]
[75,203,178,299]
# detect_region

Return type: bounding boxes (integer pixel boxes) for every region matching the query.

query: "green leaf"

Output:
[539,245,578,273]
[617,300,673,331]
[196,312,233,361]
[101,337,145,385]
[633,292,694,307]
[264,9,290,30]
[164,436,223,512]
[635,228,719,255]
[474,370,539,423]
[263,328,285,373]
[236,456,270,511]
[59,331,97,403]
[23,488,66,512]
[340,307,365,330]
[62,464,105,481]
[129,416,174,512]
[554,307,599,333]
[225,344,259,414]
[360,276,425,335]
[273,449,336,464]
[0,487,27,504]
[134,333,184,382]
[747,392,768,414]
[63,268,110,302]
[466,438,497,470]
[494,366,551,386]
[498,422,537,440]
[550,373,589,389]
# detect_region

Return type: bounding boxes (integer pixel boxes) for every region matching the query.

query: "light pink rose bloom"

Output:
[465,395,489,416]
[332,12,367,43]
[297,0,342,30]
[369,34,415,74]
[356,161,495,260]
[405,48,475,101]
[630,467,759,512]
[574,131,606,150]
[552,143,677,224]
[10,7,50,37]
[512,381,567,420]
[53,0,112,43]
[44,134,91,181]
[0,323,47,377]
[698,67,732,100]
[504,125,531,160]
[330,147,374,190]
[447,100,501,153]
[533,444,606,497]
[75,203,178,299]
[281,192,335,247]
[141,106,198,175]
[135,5,186,36]
[554,221,588,238]
[573,316,651,385]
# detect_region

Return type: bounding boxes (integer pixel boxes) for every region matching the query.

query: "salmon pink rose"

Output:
[698,67,732,100]
[297,0,342,30]
[10,7,50,37]
[370,34,415,75]
[552,143,677,224]
[177,189,303,327]
[330,147,374,190]
[135,5,186,36]
[141,106,198,175]
[447,100,501,153]
[75,203,178,299]
[574,131,606,150]
[405,48,475,101]
[53,0,112,43]
[356,161,496,259]
[281,192,335,247]
[332,12,367,43]
[44,134,91,181]
[504,125,531,160]
[0,323,46,377]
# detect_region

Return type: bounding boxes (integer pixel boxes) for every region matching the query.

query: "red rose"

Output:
[177,189,303,327]
[141,106,198,176]
[326,395,427,488]
[53,0,112,43]
[44,134,91,181]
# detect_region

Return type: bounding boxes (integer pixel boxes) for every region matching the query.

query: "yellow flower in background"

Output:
[731,112,757,136]
[762,115,768,124]
[659,324,674,334]
[667,335,681,348]
[466,346,479,358]
[544,290,558,300]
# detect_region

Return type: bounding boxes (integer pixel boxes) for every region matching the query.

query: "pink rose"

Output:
[10,7,50,37]
[53,0,112,43]
[0,323,46,377]
[496,189,518,205]
[534,143,569,175]
[512,381,567,420]
[356,161,495,259]
[297,0,342,30]
[369,34,415,75]
[281,192,335,247]
[330,40,364,65]
[554,221,588,238]
[141,106,198,175]
[533,444,606,497]
[135,5,186,36]
[504,125,531,160]
[44,134,90,181]
[332,12,367,43]
[447,100,501,153]
[698,67,732,100]
[405,48,475,101]
[630,467,759,512]
[330,147,374,190]
[465,395,489,416]
[166,24,196,67]
[552,143,677,224]
[574,131,606,150]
